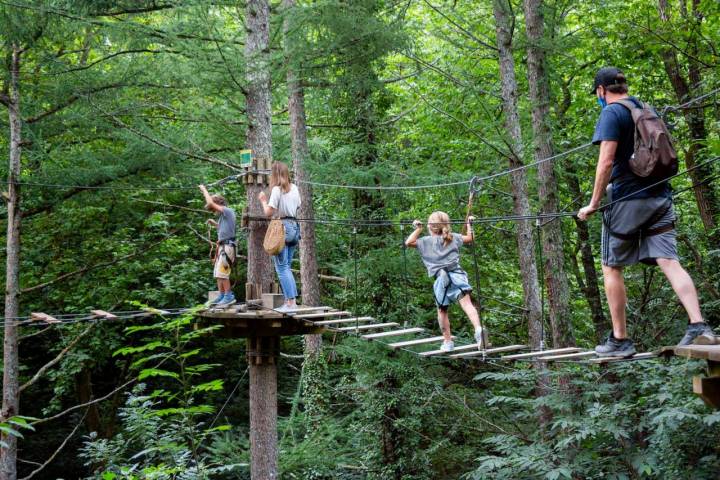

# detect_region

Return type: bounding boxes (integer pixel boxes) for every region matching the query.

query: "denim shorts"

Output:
[433,269,472,309]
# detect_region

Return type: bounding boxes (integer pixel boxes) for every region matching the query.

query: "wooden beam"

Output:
[388,336,454,349]
[362,328,425,340]
[313,316,374,326]
[502,347,581,361]
[539,351,597,361]
[693,375,720,409]
[334,322,399,332]
[30,312,61,324]
[294,311,351,320]
[420,343,484,357]
[671,345,720,362]
[450,344,527,358]
[589,352,659,364]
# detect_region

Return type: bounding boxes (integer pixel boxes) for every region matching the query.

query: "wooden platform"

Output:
[662,344,720,409]
[197,304,332,337]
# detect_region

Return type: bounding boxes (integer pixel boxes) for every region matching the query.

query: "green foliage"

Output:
[2,0,719,477]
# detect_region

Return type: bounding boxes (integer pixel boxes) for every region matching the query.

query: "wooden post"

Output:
[247,335,278,479]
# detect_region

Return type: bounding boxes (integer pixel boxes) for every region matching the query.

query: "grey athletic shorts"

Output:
[601,190,678,267]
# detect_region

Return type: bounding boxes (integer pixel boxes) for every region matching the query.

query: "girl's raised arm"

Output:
[405,220,424,248]
[462,216,476,244]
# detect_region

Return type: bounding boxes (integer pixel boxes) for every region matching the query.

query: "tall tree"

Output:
[0,43,22,480]
[244,0,278,478]
[658,0,720,244]
[283,0,326,418]
[523,0,575,348]
[491,0,543,350]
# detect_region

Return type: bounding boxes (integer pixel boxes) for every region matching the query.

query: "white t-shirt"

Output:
[268,184,301,218]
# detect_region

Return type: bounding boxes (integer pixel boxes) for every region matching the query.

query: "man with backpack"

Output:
[577,67,715,357]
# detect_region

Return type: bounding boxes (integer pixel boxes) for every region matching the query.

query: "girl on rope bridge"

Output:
[405,212,489,352]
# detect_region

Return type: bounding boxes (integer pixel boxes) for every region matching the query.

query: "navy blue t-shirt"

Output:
[592,97,671,201]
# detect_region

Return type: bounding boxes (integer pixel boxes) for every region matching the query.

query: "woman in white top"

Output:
[259,161,302,311]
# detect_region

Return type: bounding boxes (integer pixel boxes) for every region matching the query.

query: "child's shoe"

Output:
[474,327,490,350]
[205,293,225,308]
[440,340,454,353]
[217,293,236,308]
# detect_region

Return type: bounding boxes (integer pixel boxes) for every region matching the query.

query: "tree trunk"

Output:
[492,0,543,350]
[523,0,575,348]
[568,173,608,341]
[283,0,326,418]
[1,44,23,480]
[245,0,275,295]
[657,0,719,244]
[75,368,103,435]
[557,81,607,342]
[245,1,278,478]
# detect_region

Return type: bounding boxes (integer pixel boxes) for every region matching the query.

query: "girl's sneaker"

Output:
[440,340,454,353]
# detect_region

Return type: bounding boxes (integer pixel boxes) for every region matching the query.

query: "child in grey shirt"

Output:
[405,211,488,352]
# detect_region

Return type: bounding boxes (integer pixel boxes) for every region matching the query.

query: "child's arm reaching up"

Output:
[461,216,476,244]
[405,220,424,248]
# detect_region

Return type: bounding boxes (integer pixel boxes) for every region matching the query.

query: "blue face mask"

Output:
[597,97,607,108]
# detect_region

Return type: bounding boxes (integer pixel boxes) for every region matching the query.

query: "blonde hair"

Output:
[427,211,453,246]
[211,194,226,206]
[269,161,291,193]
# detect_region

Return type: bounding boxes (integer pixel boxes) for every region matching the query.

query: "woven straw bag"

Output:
[263,218,285,255]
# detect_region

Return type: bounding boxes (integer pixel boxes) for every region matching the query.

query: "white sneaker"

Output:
[274,304,296,314]
[475,328,490,350]
[440,340,454,352]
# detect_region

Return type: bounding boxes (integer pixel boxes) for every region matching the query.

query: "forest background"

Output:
[1,0,720,478]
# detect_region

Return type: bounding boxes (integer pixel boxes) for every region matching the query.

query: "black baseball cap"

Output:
[590,67,625,94]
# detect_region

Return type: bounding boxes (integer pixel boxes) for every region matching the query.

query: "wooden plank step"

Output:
[420,342,485,357]
[540,351,597,361]
[91,309,118,320]
[294,311,351,320]
[30,312,61,324]
[334,322,399,332]
[450,344,527,358]
[284,306,332,314]
[313,316,375,326]
[589,351,659,364]
[362,327,425,340]
[502,347,581,361]
[388,336,455,349]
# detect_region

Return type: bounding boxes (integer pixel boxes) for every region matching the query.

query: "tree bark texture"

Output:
[557,81,607,341]
[1,45,23,480]
[492,0,543,350]
[522,0,575,348]
[245,1,278,478]
[283,0,326,417]
[657,0,719,244]
[248,338,278,480]
[245,0,275,294]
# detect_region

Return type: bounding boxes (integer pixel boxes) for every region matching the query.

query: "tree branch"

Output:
[24,82,128,124]
[20,165,152,219]
[19,324,94,394]
[20,233,175,294]
[20,409,89,480]
[48,49,177,75]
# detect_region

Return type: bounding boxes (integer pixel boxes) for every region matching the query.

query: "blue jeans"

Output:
[273,220,300,300]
